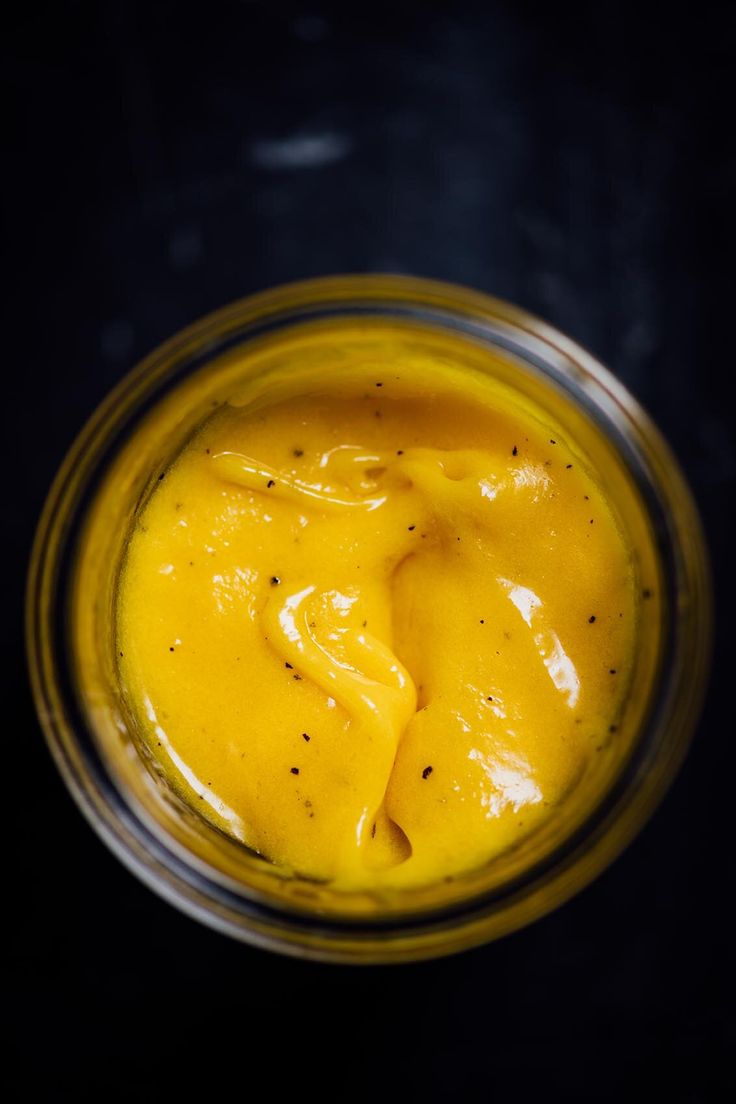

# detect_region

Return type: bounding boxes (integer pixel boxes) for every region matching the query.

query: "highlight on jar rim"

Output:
[26,275,711,963]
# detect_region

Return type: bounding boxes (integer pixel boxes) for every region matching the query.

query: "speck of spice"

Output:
[566,463,572,469]
[270,576,281,586]
[422,765,433,780]
[550,439,556,444]
[408,525,416,531]
[375,382,383,387]
[487,695,493,701]
[371,823,376,838]
[396,449,404,455]
[609,724,618,733]
[642,588,652,599]
[609,669,617,675]
[374,410,381,418]
[362,620,367,627]
[169,646,175,652]
[589,518,594,524]
[588,615,596,623]
[119,651,124,657]
[158,473,165,481]
[302,733,310,742]
[267,479,275,488]
[285,662,293,669]
[290,767,300,775]
[293,448,304,457]
[293,674,302,680]
[205,448,210,454]
[512,445,518,456]
[480,619,485,624]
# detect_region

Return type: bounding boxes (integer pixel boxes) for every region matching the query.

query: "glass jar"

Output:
[26,275,711,962]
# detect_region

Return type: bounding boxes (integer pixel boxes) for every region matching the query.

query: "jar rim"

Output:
[25,274,713,962]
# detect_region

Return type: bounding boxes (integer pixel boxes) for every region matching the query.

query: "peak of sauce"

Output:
[117,362,636,890]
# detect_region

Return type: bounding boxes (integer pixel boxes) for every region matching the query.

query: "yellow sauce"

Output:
[117,342,636,890]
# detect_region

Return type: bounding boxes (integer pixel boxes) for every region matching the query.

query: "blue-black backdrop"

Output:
[6,1,734,1098]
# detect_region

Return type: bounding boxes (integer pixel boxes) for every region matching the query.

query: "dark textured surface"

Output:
[6,1,735,1098]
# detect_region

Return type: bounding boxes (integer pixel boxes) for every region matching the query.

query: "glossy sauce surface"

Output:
[117,360,636,889]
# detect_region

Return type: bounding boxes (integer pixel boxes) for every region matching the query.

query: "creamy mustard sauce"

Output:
[117,356,636,889]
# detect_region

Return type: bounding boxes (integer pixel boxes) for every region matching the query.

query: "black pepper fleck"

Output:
[293,674,302,680]
[512,445,518,456]
[588,615,596,623]
[371,823,376,838]
[408,525,416,531]
[293,448,304,457]
[375,382,383,387]
[302,733,310,742]
[169,646,175,652]
[609,669,617,675]
[285,662,293,669]
[642,588,652,599]
[566,463,573,469]
[422,765,433,780]
[158,473,165,481]
[290,767,300,775]
[396,450,404,455]
[550,439,556,444]
[270,576,281,586]
[267,479,275,488]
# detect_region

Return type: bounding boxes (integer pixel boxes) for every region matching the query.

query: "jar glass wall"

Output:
[26,276,711,962]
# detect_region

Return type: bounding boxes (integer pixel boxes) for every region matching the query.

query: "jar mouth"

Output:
[26,274,712,963]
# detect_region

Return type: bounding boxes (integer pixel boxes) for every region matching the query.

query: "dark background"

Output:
[6,1,735,1098]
